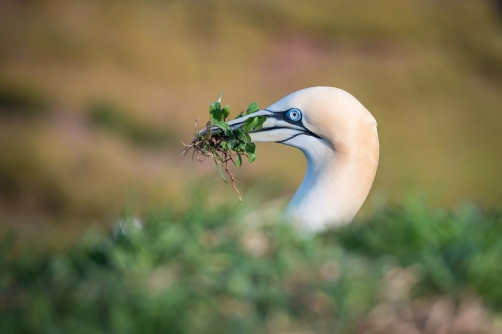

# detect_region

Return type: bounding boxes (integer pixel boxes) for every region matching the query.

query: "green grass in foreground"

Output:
[337,202,502,311]
[1,187,501,333]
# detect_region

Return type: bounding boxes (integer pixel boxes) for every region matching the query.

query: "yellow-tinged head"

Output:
[227,86,379,231]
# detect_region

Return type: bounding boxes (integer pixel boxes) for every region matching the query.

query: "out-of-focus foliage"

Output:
[0,83,49,118]
[336,202,502,311]
[0,187,382,334]
[1,0,502,233]
[1,186,501,333]
[88,101,175,148]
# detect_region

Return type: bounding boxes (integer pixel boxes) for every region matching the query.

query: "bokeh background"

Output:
[1,0,502,239]
[2,1,502,333]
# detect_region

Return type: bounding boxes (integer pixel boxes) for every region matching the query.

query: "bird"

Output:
[211,87,379,232]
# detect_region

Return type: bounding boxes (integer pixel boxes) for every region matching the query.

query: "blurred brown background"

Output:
[1,0,502,239]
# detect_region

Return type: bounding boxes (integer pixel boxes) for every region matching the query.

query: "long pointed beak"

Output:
[226,110,309,143]
[190,109,316,145]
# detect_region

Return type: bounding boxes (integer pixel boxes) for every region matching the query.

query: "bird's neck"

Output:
[284,136,378,232]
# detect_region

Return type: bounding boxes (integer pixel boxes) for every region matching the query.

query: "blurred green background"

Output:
[2,1,502,332]
[1,0,502,235]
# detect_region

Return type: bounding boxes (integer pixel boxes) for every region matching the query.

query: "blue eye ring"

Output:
[285,109,302,122]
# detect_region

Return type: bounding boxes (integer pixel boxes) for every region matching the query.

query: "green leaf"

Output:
[236,141,246,151]
[246,102,259,114]
[242,117,258,133]
[248,152,256,163]
[213,151,223,162]
[215,161,227,183]
[234,129,247,143]
[236,111,244,119]
[214,120,231,134]
[246,143,256,163]
[252,116,267,131]
[235,155,242,168]
[227,133,236,141]
[244,133,251,143]
[222,105,231,120]
[245,143,256,154]
[217,90,222,103]
[209,102,224,122]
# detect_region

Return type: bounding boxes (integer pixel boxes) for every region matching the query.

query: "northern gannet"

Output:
[222,87,379,232]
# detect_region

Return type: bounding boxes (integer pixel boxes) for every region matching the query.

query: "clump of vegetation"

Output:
[181,93,266,200]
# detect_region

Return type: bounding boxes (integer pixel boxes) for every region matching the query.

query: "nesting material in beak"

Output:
[180,95,267,201]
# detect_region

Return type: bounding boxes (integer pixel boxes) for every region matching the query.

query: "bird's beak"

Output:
[191,109,318,145]
[225,110,315,143]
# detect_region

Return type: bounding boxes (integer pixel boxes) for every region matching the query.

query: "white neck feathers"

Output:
[284,121,379,232]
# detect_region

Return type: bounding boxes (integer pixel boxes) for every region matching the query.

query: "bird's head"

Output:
[193,86,379,231]
[225,86,378,157]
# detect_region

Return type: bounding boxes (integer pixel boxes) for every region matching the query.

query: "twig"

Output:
[224,153,241,202]
[181,117,243,201]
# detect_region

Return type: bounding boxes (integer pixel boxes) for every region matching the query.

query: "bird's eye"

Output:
[286,109,302,122]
